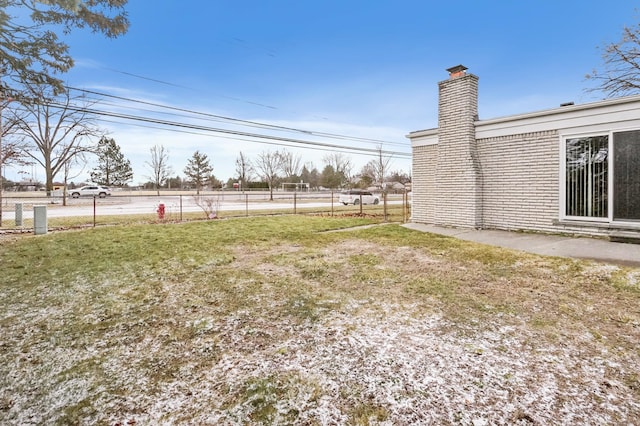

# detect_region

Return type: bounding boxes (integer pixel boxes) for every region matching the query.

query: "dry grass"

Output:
[0,216,639,425]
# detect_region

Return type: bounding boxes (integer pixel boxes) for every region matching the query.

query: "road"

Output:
[2,193,404,221]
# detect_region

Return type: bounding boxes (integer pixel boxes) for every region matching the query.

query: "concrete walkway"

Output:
[402,223,640,267]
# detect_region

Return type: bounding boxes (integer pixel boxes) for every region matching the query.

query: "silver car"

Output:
[70,185,112,198]
[339,190,380,205]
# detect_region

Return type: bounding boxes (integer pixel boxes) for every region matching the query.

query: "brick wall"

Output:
[434,73,482,227]
[410,74,563,233]
[411,144,437,223]
[410,69,640,236]
[477,131,560,232]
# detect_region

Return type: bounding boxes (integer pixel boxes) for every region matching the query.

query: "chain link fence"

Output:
[0,189,411,231]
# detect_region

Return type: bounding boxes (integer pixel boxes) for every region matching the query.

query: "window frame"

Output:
[560,131,612,223]
[560,128,640,226]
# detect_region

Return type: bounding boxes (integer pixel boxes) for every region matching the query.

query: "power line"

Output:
[100,67,280,110]
[96,116,393,158]
[49,101,412,158]
[66,86,410,148]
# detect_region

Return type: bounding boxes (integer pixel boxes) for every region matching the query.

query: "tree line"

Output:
[142,145,411,201]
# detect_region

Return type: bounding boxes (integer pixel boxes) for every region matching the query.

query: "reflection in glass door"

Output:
[614,130,640,221]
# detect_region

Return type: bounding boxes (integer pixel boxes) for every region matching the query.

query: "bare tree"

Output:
[145,144,172,196]
[372,144,393,188]
[587,22,640,97]
[388,170,412,185]
[0,97,29,225]
[322,153,353,188]
[61,150,88,206]
[254,150,282,201]
[279,149,302,181]
[357,162,377,188]
[11,87,102,195]
[0,0,127,223]
[235,151,254,190]
[0,137,26,168]
[0,99,25,166]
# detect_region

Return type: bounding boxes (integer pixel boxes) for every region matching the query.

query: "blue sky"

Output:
[8,1,639,185]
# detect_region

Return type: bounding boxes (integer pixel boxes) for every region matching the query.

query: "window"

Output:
[565,135,608,218]
[564,130,640,222]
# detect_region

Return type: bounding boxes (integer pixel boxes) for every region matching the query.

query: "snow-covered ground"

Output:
[3,302,638,425]
[1,231,639,425]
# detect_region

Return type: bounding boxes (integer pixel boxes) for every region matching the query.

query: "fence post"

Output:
[359,194,363,215]
[93,195,96,227]
[405,189,411,223]
[180,194,183,222]
[15,203,23,227]
[293,191,297,215]
[383,192,388,222]
[403,190,408,223]
[331,191,334,216]
[245,193,249,217]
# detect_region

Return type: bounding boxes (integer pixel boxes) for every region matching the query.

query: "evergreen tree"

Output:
[184,150,213,194]
[0,1,129,96]
[166,175,182,190]
[320,165,345,189]
[300,164,320,190]
[90,137,133,186]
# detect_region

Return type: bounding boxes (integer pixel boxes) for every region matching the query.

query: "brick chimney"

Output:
[434,65,482,228]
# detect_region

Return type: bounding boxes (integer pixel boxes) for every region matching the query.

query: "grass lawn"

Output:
[0,215,639,425]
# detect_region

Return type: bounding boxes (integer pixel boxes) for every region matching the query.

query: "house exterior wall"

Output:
[409,66,640,237]
[411,144,437,223]
[477,130,559,232]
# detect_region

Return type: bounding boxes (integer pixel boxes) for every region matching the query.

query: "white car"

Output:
[70,185,112,198]
[339,190,380,205]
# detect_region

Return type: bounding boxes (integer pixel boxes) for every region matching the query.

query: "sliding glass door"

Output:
[614,130,640,221]
[564,130,640,222]
[565,136,608,219]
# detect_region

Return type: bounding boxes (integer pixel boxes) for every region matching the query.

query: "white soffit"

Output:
[408,129,438,147]
[475,95,640,139]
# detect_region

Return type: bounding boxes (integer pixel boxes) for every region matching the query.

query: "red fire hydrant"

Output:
[157,203,165,220]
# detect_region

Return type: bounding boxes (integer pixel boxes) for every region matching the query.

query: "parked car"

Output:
[70,185,112,198]
[339,190,380,205]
